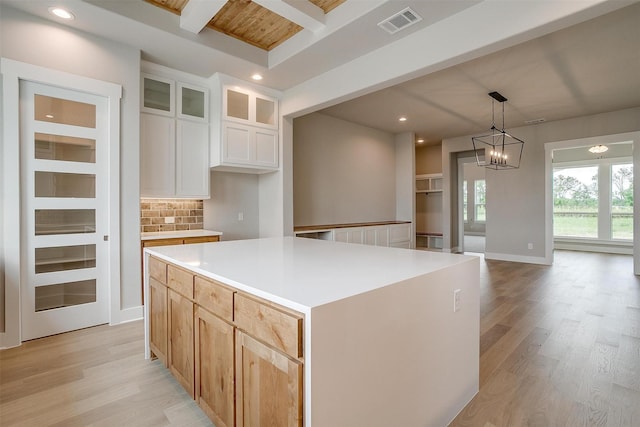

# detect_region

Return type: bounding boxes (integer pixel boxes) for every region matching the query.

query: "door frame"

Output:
[1,58,122,348]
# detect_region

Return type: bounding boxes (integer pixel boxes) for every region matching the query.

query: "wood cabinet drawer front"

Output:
[144,238,185,247]
[185,236,220,244]
[234,293,303,359]
[168,265,194,299]
[149,256,168,284]
[194,276,234,322]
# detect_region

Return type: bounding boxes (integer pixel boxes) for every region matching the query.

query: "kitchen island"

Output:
[143,236,479,427]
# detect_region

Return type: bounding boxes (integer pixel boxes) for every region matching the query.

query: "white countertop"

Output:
[144,236,477,311]
[141,229,223,241]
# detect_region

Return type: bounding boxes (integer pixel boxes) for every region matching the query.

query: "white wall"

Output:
[0,7,141,325]
[442,107,640,266]
[204,171,260,240]
[293,113,396,226]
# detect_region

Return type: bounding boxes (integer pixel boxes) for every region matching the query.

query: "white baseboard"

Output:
[484,252,551,265]
[111,306,143,325]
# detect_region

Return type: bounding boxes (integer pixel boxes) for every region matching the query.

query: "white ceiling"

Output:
[3,0,639,144]
[319,1,640,144]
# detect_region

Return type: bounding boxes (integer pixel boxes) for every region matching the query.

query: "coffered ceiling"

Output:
[145,0,345,51]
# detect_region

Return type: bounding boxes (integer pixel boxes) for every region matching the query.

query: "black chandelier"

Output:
[472,91,524,170]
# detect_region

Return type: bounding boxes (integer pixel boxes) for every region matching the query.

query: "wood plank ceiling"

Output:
[146,0,346,51]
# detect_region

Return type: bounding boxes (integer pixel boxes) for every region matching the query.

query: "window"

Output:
[474,180,486,222]
[463,180,468,222]
[553,162,633,241]
[611,163,634,240]
[553,166,598,238]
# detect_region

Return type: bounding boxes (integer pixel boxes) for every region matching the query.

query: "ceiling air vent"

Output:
[378,7,422,34]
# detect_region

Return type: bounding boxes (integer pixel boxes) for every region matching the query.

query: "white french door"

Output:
[20,80,109,340]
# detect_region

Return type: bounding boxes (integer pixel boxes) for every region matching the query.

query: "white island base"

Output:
[144,237,479,427]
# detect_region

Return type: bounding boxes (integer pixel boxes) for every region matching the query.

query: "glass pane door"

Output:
[20,81,109,340]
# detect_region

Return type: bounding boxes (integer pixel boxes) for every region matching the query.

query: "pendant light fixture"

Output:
[588,144,608,154]
[472,91,524,170]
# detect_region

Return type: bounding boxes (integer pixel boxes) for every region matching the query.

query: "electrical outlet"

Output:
[453,289,461,312]
[238,212,244,221]
[165,216,175,224]
[528,243,533,250]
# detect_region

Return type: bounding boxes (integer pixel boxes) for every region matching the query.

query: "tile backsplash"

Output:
[140,199,204,233]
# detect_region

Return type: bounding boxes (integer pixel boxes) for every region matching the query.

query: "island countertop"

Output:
[143,236,480,426]
[144,236,476,312]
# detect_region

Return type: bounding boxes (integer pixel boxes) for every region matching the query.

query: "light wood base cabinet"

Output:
[235,331,303,427]
[194,306,235,427]
[148,277,168,366]
[168,288,195,398]
[146,256,304,426]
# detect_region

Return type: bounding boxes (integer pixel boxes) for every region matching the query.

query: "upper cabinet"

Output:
[140,63,210,198]
[223,86,277,129]
[142,74,175,116]
[178,82,209,122]
[210,74,281,174]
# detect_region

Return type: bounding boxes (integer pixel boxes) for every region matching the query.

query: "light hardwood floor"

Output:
[1,251,638,426]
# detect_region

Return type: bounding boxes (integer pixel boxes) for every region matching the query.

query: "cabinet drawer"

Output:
[168,265,194,299]
[194,276,234,322]
[184,236,220,244]
[149,256,167,284]
[234,293,303,359]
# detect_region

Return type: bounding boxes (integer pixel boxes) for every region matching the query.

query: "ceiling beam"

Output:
[180,0,226,34]
[252,0,325,32]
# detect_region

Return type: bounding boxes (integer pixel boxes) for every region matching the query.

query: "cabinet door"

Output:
[168,289,195,398]
[176,120,209,197]
[141,74,174,116]
[334,229,349,243]
[195,307,235,427]
[149,277,168,366]
[254,128,278,168]
[236,331,302,427]
[177,82,208,122]
[140,114,175,197]
[223,122,251,165]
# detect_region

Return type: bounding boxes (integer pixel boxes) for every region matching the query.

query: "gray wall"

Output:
[0,76,4,332]
[293,113,396,226]
[442,107,640,264]
[1,6,142,309]
[204,171,260,241]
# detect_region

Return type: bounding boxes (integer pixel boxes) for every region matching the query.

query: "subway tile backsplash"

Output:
[140,199,204,233]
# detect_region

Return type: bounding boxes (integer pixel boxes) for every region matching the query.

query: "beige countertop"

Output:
[141,229,223,241]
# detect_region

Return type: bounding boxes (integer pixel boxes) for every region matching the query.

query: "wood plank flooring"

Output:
[1,250,638,426]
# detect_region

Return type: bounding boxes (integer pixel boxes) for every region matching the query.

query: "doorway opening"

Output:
[458,155,486,253]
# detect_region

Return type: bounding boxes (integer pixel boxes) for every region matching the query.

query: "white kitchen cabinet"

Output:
[334,227,364,244]
[210,73,281,173]
[141,114,175,197]
[178,82,208,123]
[389,223,412,248]
[176,121,210,197]
[364,226,389,247]
[222,122,278,168]
[142,74,174,116]
[140,64,210,198]
[140,114,209,198]
[223,86,277,129]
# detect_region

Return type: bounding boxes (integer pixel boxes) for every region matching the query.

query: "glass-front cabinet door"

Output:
[178,82,208,122]
[142,74,175,116]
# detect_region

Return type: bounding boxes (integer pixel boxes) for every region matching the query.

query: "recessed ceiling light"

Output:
[251,74,263,81]
[48,7,75,20]
[416,138,424,144]
[399,117,407,122]
[45,114,54,119]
